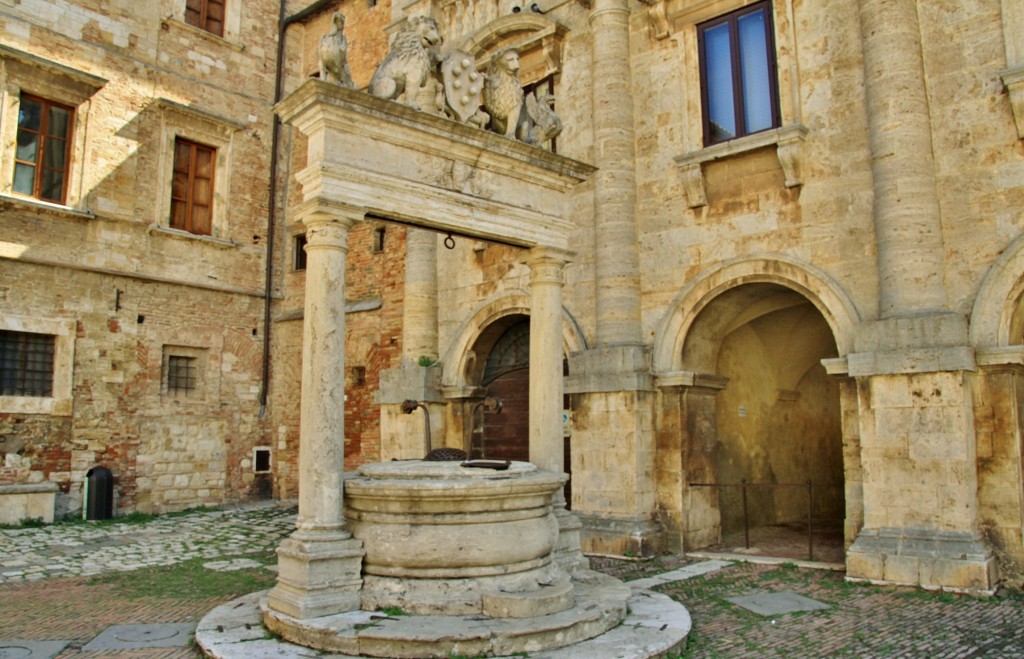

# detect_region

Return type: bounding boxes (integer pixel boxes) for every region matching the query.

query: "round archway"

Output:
[685,283,844,560]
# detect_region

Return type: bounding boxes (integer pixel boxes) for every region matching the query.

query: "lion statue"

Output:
[318,12,354,88]
[369,16,442,111]
[483,48,523,139]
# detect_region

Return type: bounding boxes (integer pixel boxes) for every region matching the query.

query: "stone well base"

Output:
[196,571,690,659]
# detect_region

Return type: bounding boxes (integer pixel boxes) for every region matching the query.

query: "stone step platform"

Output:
[196,570,690,658]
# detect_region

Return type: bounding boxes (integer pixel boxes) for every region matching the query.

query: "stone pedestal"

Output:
[567,345,662,556]
[268,530,365,619]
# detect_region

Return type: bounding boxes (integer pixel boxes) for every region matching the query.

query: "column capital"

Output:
[526,246,573,285]
[294,197,364,229]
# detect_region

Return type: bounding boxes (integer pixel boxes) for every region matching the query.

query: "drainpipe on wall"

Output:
[260,0,341,417]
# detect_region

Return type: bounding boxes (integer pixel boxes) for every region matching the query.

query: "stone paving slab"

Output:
[726,590,831,616]
[0,640,70,658]
[82,623,197,650]
[626,558,732,590]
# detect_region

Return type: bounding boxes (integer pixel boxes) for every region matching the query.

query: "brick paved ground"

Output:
[2,507,1024,657]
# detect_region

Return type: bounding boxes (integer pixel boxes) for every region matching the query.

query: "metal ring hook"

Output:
[444,233,456,249]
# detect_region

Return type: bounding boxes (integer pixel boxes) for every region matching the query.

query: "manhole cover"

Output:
[113,627,181,643]
[0,641,70,658]
[83,623,196,650]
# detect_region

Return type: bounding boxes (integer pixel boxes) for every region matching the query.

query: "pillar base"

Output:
[554,508,590,572]
[577,512,664,558]
[266,529,365,619]
[846,527,998,593]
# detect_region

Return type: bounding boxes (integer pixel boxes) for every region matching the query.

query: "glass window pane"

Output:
[704,23,736,141]
[738,9,773,134]
[16,131,38,163]
[43,137,67,170]
[13,163,36,195]
[18,97,41,132]
[40,168,65,202]
[48,106,71,139]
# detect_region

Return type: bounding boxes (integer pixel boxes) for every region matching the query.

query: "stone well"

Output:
[344,460,574,617]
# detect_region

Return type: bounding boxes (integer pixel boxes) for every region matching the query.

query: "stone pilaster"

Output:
[527,247,587,571]
[655,372,728,553]
[266,200,364,620]
[839,0,996,592]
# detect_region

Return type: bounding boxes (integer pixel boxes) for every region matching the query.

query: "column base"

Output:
[576,512,664,558]
[554,508,590,572]
[265,529,365,619]
[846,527,998,593]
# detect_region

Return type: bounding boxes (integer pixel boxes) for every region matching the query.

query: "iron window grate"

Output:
[166,355,198,396]
[0,330,55,397]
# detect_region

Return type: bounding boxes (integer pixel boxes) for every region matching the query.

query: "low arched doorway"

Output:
[467,316,573,506]
[686,283,845,561]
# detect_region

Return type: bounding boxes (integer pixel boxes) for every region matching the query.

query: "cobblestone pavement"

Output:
[0,502,295,583]
[1,505,1023,657]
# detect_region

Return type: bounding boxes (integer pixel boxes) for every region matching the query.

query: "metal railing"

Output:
[690,480,824,561]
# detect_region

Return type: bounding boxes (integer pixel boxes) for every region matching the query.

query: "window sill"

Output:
[674,123,808,208]
[0,193,95,220]
[1001,65,1024,140]
[161,18,244,53]
[147,223,237,249]
[0,395,71,416]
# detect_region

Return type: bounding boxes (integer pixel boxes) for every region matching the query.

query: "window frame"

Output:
[0,45,106,211]
[697,0,781,146]
[0,330,56,398]
[161,345,210,401]
[151,99,240,241]
[0,316,75,416]
[12,94,75,204]
[185,0,227,37]
[170,137,216,236]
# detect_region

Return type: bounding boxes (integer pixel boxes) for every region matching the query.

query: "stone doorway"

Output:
[685,283,844,561]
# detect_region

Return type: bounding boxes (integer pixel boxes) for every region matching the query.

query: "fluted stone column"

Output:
[528,247,588,572]
[590,0,641,345]
[266,201,364,620]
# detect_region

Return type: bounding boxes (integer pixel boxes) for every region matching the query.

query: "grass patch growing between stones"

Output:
[88,552,277,599]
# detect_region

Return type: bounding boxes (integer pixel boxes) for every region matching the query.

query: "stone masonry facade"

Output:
[4,0,1024,596]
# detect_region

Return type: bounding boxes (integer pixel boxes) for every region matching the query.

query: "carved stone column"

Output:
[590,0,641,347]
[402,228,439,364]
[859,0,945,316]
[527,246,587,572]
[266,200,364,620]
[377,228,443,459]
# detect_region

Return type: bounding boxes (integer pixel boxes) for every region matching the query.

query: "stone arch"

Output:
[653,256,861,375]
[458,14,567,86]
[970,231,1024,347]
[440,290,586,390]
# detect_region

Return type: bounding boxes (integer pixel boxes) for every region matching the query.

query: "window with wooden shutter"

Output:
[12,94,74,204]
[170,137,215,236]
[185,0,226,37]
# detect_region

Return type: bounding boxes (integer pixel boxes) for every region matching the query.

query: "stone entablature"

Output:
[276,79,594,251]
